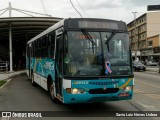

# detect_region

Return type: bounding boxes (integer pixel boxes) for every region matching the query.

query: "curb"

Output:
[0,70,26,80]
[0,78,11,90]
[0,70,26,90]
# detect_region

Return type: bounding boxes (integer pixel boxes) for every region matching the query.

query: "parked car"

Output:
[133,62,146,71]
[146,61,158,66]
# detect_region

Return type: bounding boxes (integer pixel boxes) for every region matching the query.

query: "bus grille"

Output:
[88,88,119,94]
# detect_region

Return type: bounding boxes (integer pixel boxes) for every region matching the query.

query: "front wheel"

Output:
[49,82,59,103]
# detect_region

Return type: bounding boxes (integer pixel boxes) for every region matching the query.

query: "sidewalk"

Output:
[0,70,26,80]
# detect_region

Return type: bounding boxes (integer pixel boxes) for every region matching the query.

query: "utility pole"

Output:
[132,12,138,61]
[9,2,13,72]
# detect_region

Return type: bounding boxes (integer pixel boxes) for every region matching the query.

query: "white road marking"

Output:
[136,102,155,108]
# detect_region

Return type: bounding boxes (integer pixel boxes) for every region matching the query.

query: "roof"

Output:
[0,17,62,44]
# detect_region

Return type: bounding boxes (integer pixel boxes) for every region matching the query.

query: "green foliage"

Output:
[0,80,6,87]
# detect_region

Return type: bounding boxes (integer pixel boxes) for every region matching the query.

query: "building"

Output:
[0,17,61,72]
[146,34,160,62]
[127,12,160,62]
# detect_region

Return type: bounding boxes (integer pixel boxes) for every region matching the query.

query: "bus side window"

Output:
[35,40,38,57]
[32,42,35,57]
[48,35,51,58]
[48,32,55,58]
[37,39,40,58]
[39,38,42,57]
[31,43,33,57]
[42,36,46,58]
[37,40,39,57]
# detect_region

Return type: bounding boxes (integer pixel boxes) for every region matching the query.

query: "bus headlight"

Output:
[124,86,133,91]
[72,88,86,94]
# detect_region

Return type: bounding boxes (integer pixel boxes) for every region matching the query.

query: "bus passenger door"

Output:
[55,34,63,96]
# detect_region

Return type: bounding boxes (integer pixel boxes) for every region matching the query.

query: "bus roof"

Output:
[27,19,65,44]
[27,18,127,44]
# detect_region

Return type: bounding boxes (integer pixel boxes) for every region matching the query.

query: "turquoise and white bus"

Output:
[26,18,134,104]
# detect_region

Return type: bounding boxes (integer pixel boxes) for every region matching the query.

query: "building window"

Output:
[148,40,153,47]
[143,25,146,31]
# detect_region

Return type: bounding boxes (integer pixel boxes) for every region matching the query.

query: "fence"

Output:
[0,61,8,72]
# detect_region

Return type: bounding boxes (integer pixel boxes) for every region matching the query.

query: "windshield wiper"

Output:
[81,29,96,45]
[105,32,116,52]
[105,32,116,44]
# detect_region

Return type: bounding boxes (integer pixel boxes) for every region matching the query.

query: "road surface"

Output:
[0,72,160,120]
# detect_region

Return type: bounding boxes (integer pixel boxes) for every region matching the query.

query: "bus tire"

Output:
[31,72,36,86]
[49,82,59,103]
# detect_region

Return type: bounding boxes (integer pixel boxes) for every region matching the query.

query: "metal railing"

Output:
[0,61,8,72]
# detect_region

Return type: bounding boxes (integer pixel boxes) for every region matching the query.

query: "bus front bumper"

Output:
[63,89,133,104]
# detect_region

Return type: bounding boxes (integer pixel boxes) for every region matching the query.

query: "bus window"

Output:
[102,32,131,75]
[65,31,102,76]
[48,32,55,58]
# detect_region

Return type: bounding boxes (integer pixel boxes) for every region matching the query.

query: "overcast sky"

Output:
[0,0,160,23]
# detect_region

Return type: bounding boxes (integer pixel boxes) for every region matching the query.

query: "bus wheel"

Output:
[50,82,55,101]
[31,73,36,86]
[49,82,58,103]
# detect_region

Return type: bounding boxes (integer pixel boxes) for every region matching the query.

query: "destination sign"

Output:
[78,21,118,29]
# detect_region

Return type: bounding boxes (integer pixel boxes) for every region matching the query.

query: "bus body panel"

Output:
[27,57,55,90]
[63,78,134,104]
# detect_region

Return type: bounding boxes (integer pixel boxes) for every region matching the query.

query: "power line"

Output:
[75,0,89,17]
[40,0,48,15]
[70,0,82,18]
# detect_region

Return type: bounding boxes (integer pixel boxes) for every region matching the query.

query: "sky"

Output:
[0,0,160,23]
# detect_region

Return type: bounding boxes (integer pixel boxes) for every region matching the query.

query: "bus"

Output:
[26,18,134,104]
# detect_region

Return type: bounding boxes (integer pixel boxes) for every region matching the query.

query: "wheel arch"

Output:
[47,75,53,92]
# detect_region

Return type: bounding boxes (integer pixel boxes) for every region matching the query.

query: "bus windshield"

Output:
[64,31,132,77]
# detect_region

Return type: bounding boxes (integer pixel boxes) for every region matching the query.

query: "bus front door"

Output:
[55,35,63,97]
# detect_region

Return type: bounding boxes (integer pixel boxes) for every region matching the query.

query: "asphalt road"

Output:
[0,72,160,120]
[134,71,160,111]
